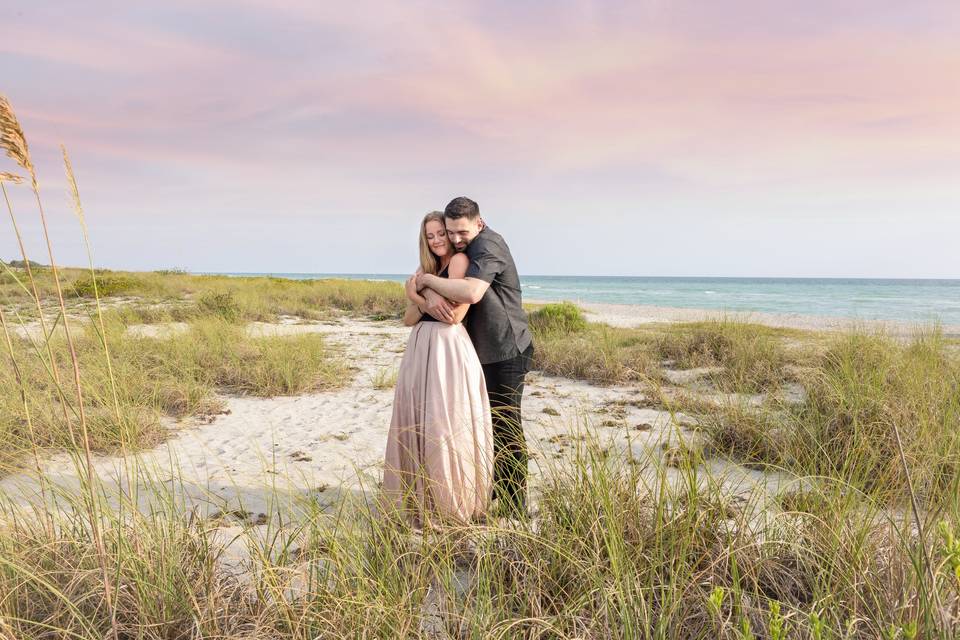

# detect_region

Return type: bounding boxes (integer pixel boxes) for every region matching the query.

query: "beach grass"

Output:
[650,318,809,392]
[2,265,407,322]
[372,366,400,390]
[530,303,810,390]
[681,328,960,505]
[532,321,662,384]
[1,437,957,638]
[531,303,959,517]
[740,331,954,496]
[0,313,351,472]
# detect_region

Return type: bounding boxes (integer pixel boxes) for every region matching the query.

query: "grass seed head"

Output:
[0,95,35,187]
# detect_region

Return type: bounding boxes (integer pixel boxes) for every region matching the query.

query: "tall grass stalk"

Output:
[891,417,946,631]
[62,145,123,447]
[63,143,136,628]
[0,306,52,532]
[2,180,75,442]
[1,94,118,640]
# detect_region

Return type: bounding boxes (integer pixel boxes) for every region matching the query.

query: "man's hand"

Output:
[422,288,455,323]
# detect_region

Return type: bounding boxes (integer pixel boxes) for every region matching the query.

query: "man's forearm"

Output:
[421,276,475,303]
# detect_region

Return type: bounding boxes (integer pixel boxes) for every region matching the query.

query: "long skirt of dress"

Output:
[383,321,493,527]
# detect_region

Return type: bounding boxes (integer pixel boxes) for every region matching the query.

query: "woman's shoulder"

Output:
[446,252,469,278]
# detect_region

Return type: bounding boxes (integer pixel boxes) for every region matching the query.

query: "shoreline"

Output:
[529,299,960,337]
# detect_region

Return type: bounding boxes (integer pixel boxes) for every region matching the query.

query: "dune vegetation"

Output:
[2,264,406,322]
[2,94,960,638]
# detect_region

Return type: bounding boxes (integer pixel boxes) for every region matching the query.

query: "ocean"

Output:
[215,274,960,326]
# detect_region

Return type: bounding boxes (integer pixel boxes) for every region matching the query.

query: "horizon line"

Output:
[199,271,960,282]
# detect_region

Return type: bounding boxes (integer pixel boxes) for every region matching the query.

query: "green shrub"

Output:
[0,269,18,286]
[196,291,242,322]
[72,274,137,297]
[529,302,588,334]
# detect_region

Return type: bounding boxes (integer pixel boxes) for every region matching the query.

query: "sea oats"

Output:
[61,145,86,226]
[0,171,24,184]
[0,95,35,185]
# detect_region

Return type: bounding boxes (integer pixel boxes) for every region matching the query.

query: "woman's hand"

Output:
[405,274,420,302]
[416,272,435,291]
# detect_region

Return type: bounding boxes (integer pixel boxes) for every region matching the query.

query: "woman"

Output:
[383,211,493,528]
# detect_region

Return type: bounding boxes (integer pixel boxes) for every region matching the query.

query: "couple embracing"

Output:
[383,196,534,527]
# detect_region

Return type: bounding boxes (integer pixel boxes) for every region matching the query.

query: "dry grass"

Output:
[2,267,407,322]
[0,95,34,180]
[533,302,960,508]
[372,366,399,390]
[0,315,350,472]
[533,323,661,384]
[790,328,960,498]
[531,305,809,390]
[650,318,809,392]
[677,328,960,506]
[1,440,958,638]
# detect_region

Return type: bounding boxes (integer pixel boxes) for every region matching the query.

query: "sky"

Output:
[1,1,959,278]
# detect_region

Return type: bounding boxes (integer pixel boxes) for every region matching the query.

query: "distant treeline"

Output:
[5,259,49,269]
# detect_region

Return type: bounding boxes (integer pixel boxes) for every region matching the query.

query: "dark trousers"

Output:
[481,343,534,516]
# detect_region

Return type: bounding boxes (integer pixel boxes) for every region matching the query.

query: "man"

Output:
[416,196,534,518]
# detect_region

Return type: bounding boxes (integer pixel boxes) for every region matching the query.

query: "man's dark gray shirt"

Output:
[463,226,532,364]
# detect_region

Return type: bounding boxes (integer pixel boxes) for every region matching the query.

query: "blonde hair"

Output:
[418,211,447,275]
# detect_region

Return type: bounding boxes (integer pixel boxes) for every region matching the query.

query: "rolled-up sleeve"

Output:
[466,248,505,284]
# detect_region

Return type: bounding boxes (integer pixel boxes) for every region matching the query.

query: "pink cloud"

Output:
[2,17,241,74]
[3,1,958,216]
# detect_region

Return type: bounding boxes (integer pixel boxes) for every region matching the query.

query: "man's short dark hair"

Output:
[444,196,480,220]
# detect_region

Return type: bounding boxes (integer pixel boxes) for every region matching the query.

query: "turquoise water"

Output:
[215,274,960,325]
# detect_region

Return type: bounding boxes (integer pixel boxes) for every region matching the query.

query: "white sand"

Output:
[0,316,786,524]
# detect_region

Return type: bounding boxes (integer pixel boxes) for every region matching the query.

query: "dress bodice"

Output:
[419,264,450,323]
